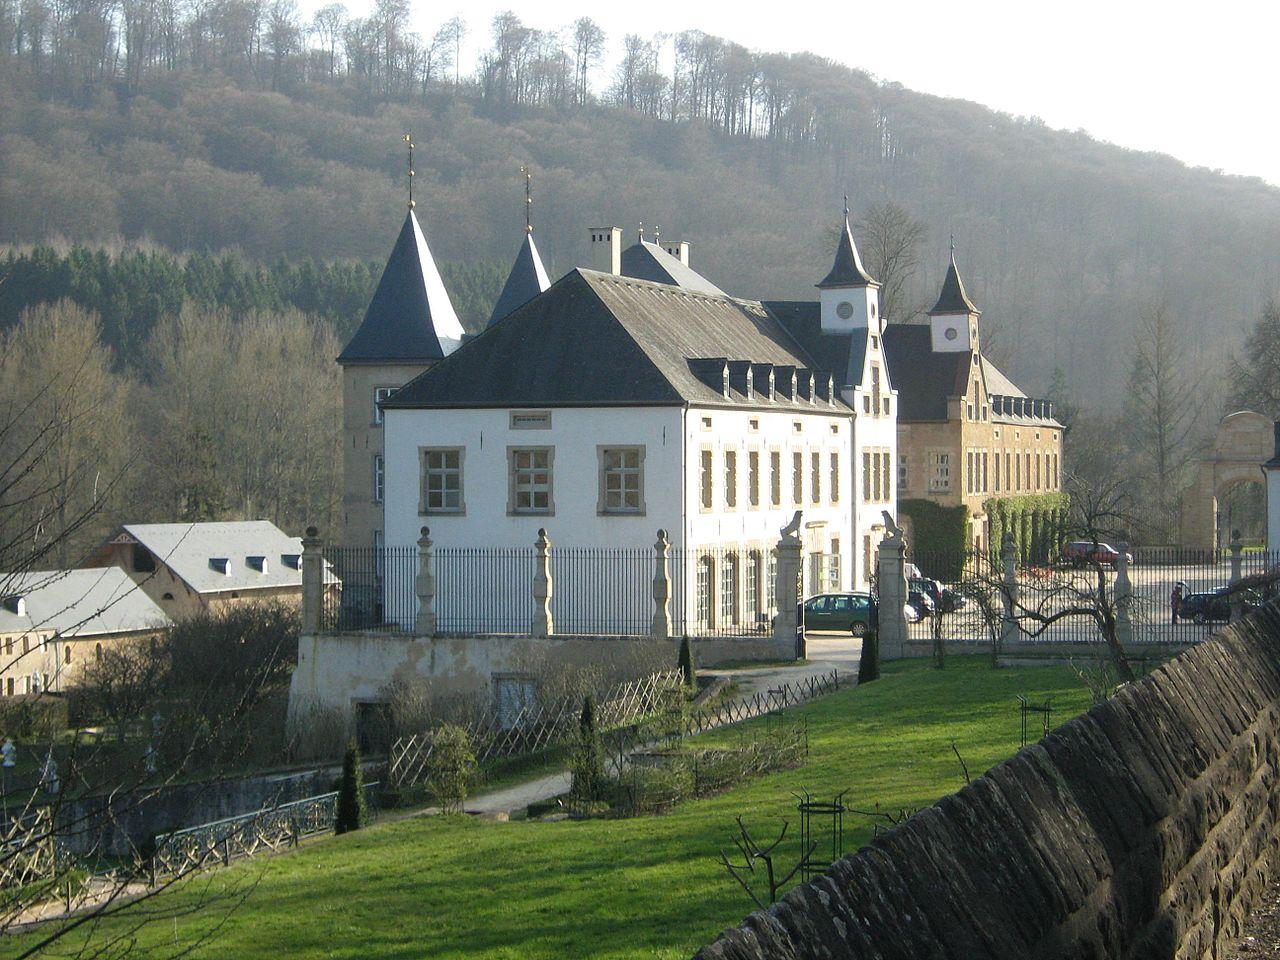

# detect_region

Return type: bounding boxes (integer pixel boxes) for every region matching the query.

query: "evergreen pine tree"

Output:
[335,739,367,834]
[677,635,696,688]
[571,695,605,802]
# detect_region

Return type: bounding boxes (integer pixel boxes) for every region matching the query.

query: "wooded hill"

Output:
[2,9,1279,403]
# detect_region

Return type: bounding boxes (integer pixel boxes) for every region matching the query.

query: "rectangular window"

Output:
[724,450,738,508]
[421,448,463,513]
[810,452,821,504]
[510,410,551,430]
[792,452,803,506]
[746,552,759,621]
[1005,452,1011,490]
[828,538,841,590]
[929,452,951,493]
[1035,453,1042,489]
[510,448,552,514]
[863,451,872,501]
[1015,451,1022,490]
[373,454,384,503]
[881,452,891,501]
[700,449,713,510]
[1025,452,1032,489]
[720,555,739,624]
[696,558,714,629]
[770,451,781,506]
[873,450,882,501]
[830,452,840,504]
[871,365,882,415]
[372,386,396,425]
[965,451,973,494]
[982,452,989,493]
[898,455,908,493]
[863,534,872,582]
[994,450,1001,492]
[601,447,643,513]
[748,451,760,507]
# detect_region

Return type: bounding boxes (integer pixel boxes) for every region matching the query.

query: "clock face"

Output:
[944,326,959,341]
[836,301,854,320]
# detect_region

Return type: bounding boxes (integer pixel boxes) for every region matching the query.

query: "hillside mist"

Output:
[2,11,1279,404]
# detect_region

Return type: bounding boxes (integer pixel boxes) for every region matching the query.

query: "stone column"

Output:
[1229,536,1245,622]
[300,525,323,635]
[876,530,909,660]
[532,528,554,638]
[415,526,437,637]
[1114,542,1133,644]
[650,529,672,639]
[1000,532,1019,649]
[773,527,804,657]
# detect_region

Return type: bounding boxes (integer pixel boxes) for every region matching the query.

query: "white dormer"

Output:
[817,212,881,335]
[928,253,980,354]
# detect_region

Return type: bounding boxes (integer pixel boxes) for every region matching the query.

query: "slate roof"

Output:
[763,301,869,389]
[818,218,877,289]
[115,521,335,595]
[881,325,972,421]
[619,241,726,297]
[337,211,465,365]
[385,270,850,411]
[0,567,170,638]
[929,255,979,315]
[489,233,551,327]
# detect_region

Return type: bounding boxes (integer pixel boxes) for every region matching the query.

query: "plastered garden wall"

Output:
[696,605,1280,960]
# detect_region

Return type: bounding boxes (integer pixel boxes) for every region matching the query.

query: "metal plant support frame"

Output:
[1017,695,1052,747]
[796,789,848,882]
[151,782,380,878]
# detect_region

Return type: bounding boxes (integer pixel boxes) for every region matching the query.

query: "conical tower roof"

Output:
[929,254,979,315]
[489,233,551,326]
[337,210,464,364]
[817,216,877,289]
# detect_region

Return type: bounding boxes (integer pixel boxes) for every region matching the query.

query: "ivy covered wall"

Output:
[985,493,1070,564]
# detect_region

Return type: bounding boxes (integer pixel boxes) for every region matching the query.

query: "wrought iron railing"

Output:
[683,669,840,735]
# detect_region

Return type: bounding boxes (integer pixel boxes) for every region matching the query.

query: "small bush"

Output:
[335,739,367,834]
[425,723,476,813]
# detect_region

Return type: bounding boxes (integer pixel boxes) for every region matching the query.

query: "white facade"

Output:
[844,335,899,588]
[382,402,858,632]
[930,310,977,353]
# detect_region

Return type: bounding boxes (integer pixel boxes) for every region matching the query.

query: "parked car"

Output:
[800,592,878,636]
[904,601,925,624]
[1061,540,1133,567]
[1177,587,1261,624]
[911,577,969,614]
[907,581,937,618]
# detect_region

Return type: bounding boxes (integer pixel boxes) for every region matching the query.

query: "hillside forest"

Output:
[2,4,1280,554]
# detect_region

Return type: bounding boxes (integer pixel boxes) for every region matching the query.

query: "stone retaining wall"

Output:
[695,605,1280,959]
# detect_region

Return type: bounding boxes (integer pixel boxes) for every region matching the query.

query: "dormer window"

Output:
[209,558,231,575]
[246,556,268,574]
[2,596,25,616]
[281,554,302,570]
[722,366,730,398]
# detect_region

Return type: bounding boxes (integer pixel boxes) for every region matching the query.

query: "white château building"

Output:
[357,205,898,631]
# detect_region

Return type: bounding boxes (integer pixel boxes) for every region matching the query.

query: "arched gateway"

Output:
[1179,411,1273,551]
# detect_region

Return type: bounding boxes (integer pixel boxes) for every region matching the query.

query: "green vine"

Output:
[985,493,1069,564]
[899,499,970,580]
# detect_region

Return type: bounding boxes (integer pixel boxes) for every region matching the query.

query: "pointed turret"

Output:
[337,209,464,365]
[928,247,980,353]
[929,252,979,316]
[489,233,551,326]
[817,202,880,333]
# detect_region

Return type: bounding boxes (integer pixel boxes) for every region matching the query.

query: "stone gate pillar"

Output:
[877,529,909,660]
[301,525,323,635]
[532,528,554,638]
[773,523,804,658]
[415,526,437,637]
[651,529,672,639]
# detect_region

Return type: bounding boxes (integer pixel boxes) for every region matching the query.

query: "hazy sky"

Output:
[322,0,1278,186]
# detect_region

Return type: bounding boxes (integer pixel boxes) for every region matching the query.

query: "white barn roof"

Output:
[0,567,170,638]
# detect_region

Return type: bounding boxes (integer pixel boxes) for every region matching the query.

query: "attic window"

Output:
[246,555,268,574]
[749,419,760,432]
[281,554,302,570]
[209,558,231,575]
[701,417,712,431]
[793,421,803,434]
[722,367,730,398]
[2,596,25,616]
[510,411,551,430]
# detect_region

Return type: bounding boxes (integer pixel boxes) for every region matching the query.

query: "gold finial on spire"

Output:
[521,164,533,234]
[404,133,416,209]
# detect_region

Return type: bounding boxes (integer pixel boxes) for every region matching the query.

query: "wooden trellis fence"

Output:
[683,670,840,736]
[151,782,379,878]
[389,671,684,788]
[0,807,55,889]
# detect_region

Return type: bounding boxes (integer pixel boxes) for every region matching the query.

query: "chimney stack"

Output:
[662,240,690,266]
[588,226,622,275]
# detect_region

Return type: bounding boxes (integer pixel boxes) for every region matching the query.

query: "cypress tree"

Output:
[571,695,605,802]
[858,629,880,684]
[678,635,697,688]
[334,739,367,834]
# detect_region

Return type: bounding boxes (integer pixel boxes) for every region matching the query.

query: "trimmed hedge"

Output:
[899,499,970,580]
[985,493,1069,564]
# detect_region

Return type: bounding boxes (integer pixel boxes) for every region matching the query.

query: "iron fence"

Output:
[683,669,840,736]
[151,781,381,877]
[436,547,535,634]
[321,546,416,633]
[902,546,1280,647]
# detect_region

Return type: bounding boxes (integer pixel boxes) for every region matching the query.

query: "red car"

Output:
[1061,540,1132,567]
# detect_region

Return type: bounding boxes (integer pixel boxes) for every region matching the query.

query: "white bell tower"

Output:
[818,200,881,334]
[929,242,980,353]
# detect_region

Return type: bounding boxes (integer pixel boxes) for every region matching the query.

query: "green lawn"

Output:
[12,657,1094,960]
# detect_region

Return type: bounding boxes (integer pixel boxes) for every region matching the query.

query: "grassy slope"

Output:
[11,658,1092,959]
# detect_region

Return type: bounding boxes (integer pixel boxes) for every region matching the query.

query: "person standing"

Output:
[1170,582,1185,624]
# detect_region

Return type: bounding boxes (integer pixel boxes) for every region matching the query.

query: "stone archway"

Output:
[1179,411,1273,551]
